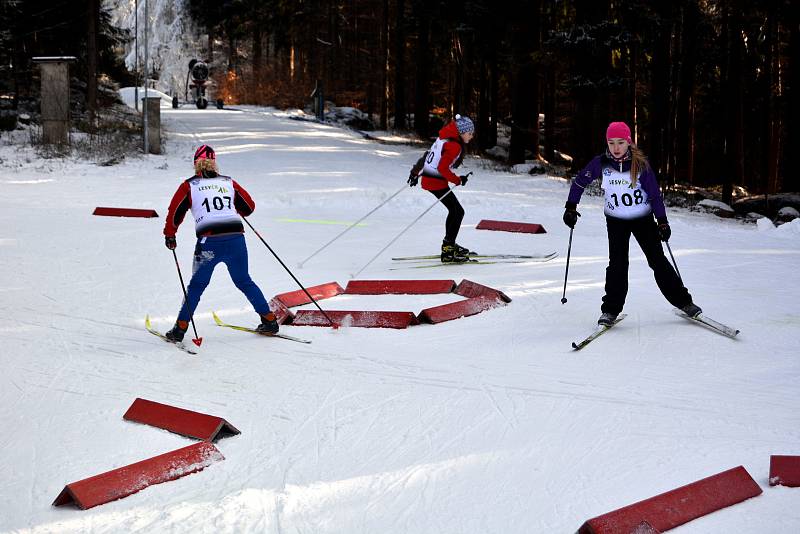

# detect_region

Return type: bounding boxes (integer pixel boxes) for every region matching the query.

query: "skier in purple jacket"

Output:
[562,122,701,326]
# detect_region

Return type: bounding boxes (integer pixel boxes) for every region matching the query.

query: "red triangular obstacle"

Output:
[476,219,546,234]
[344,279,456,295]
[577,466,762,533]
[770,455,800,487]
[274,281,344,308]
[52,442,223,509]
[123,398,240,442]
[292,310,419,328]
[93,207,159,218]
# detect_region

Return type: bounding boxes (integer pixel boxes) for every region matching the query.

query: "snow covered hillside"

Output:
[1,106,798,533]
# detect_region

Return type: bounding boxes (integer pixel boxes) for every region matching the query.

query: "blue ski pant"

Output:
[177,234,270,321]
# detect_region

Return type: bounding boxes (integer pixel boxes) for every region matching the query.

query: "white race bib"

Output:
[188,177,240,233]
[601,166,652,219]
[422,138,460,178]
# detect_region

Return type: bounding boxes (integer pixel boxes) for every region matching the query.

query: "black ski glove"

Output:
[563,203,581,229]
[407,172,419,187]
[165,236,177,250]
[657,218,671,242]
[459,172,473,186]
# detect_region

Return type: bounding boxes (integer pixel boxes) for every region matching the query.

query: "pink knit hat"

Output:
[606,122,632,143]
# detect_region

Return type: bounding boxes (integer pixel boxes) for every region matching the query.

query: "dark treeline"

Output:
[0,0,131,128]
[1,0,797,199]
[185,0,798,199]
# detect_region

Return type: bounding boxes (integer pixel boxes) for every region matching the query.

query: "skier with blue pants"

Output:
[162,144,278,341]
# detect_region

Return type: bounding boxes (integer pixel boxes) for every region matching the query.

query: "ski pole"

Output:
[561,227,574,304]
[664,240,683,282]
[171,249,203,346]
[242,217,338,328]
[352,188,455,278]
[298,183,408,268]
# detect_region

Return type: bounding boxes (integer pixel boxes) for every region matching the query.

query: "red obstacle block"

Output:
[770,455,800,487]
[418,295,506,324]
[577,466,762,534]
[52,442,223,510]
[269,297,295,324]
[476,219,546,234]
[292,310,420,328]
[274,281,344,308]
[123,398,240,442]
[93,207,159,218]
[344,279,456,295]
[454,279,511,303]
[631,522,660,534]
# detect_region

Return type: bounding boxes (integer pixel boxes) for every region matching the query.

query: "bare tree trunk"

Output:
[675,0,698,185]
[488,37,499,148]
[786,0,800,192]
[87,0,99,131]
[413,0,430,137]
[543,62,555,162]
[252,25,263,102]
[380,0,389,129]
[765,0,781,193]
[508,1,541,164]
[393,0,406,129]
[649,5,673,180]
[721,0,744,203]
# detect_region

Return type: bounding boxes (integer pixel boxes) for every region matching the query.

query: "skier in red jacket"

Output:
[413,115,475,262]
[162,145,279,341]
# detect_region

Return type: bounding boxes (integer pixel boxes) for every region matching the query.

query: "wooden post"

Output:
[32,57,76,146]
[142,96,161,154]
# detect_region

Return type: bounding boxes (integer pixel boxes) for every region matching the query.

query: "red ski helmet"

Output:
[193,144,216,162]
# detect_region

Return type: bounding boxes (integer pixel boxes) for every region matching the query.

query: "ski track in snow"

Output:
[0,106,798,532]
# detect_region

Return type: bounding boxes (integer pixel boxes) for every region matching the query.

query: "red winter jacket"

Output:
[421,121,465,191]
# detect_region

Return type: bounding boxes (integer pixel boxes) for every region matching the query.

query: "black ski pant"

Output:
[601,215,692,315]
[429,188,464,244]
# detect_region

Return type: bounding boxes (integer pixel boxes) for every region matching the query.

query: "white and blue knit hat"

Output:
[454,114,475,134]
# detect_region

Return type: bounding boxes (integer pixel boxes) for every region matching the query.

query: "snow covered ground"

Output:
[1,105,798,533]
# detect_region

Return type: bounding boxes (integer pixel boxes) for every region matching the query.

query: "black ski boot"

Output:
[454,243,473,257]
[165,320,188,342]
[597,312,618,327]
[441,242,469,263]
[680,303,702,318]
[256,312,279,334]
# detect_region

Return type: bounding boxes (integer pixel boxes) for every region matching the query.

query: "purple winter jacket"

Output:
[565,153,668,221]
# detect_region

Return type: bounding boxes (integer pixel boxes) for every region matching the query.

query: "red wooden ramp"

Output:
[577,466,762,534]
[770,455,800,487]
[123,398,240,442]
[274,281,344,308]
[93,207,159,218]
[52,442,223,510]
[292,310,419,328]
[418,295,506,324]
[476,219,546,234]
[269,297,295,325]
[454,279,512,303]
[344,279,456,295]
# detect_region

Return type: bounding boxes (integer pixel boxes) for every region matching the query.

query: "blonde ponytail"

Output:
[194,158,219,176]
[629,145,649,187]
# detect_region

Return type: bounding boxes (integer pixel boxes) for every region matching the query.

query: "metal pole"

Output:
[298,183,408,268]
[561,227,573,304]
[352,188,455,278]
[134,0,138,112]
[665,241,683,282]
[143,0,149,153]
